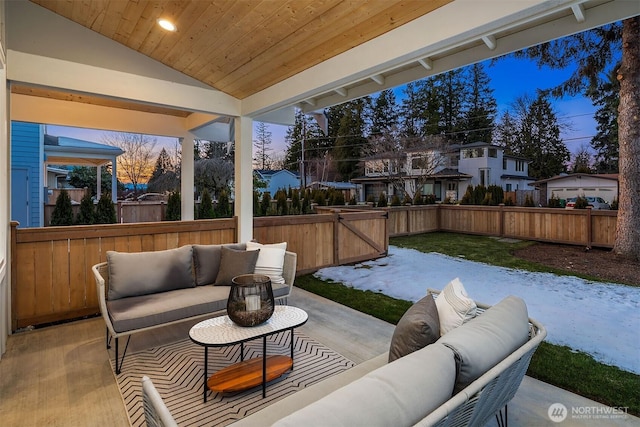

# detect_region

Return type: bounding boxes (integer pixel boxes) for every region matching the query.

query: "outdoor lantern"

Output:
[227,274,275,327]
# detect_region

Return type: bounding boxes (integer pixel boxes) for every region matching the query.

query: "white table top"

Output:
[189,306,308,346]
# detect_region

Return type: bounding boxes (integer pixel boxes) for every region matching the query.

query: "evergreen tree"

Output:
[494,111,519,151]
[370,89,399,137]
[509,18,639,259]
[165,192,181,221]
[69,166,120,197]
[50,190,74,226]
[332,99,369,180]
[437,69,468,142]
[377,192,388,207]
[76,192,95,225]
[463,63,497,143]
[283,111,326,177]
[260,192,271,216]
[518,95,569,179]
[147,148,179,193]
[95,193,117,224]
[400,82,424,138]
[198,189,214,219]
[253,122,273,170]
[589,67,619,173]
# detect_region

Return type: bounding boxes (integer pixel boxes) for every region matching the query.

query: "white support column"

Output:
[110,162,117,203]
[234,116,253,242]
[180,136,195,221]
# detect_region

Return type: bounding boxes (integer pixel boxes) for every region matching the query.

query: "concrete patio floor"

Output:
[0,287,637,426]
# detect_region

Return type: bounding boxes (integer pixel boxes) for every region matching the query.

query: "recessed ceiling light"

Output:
[157,19,176,32]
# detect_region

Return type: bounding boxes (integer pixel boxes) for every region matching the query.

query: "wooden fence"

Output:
[385,204,617,248]
[10,210,388,330]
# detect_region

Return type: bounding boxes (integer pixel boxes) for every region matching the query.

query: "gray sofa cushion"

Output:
[106,280,291,333]
[193,243,246,286]
[388,294,440,362]
[273,343,457,427]
[437,295,530,393]
[107,246,194,300]
[214,247,260,286]
[107,285,231,332]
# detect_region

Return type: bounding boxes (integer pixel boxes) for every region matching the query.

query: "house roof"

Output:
[307,181,357,190]
[44,134,123,167]
[531,173,619,186]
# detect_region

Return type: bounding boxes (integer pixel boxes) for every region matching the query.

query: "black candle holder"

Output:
[227,274,275,327]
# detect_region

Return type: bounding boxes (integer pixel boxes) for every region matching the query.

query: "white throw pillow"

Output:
[435,277,477,335]
[246,241,287,285]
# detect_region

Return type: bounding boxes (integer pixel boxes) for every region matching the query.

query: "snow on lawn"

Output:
[314,245,640,374]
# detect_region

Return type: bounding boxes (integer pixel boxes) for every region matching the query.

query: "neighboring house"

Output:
[254,169,300,196]
[531,173,619,205]
[353,142,534,202]
[457,142,535,197]
[11,122,122,228]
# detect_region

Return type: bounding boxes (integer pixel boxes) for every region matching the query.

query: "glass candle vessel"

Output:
[227,274,275,327]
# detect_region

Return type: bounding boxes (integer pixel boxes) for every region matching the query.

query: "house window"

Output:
[488,148,497,158]
[411,156,429,170]
[515,160,525,172]
[502,158,507,169]
[462,148,484,159]
[447,182,457,191]
[505,183,512,191]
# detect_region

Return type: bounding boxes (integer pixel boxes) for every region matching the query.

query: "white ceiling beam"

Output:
[304,98,316,106]
[482,35,497,50]
[334,87,348,97]
[371,74,385,85]
[7,50,241,117]
[418,58,433,70]
[571,4,586,23]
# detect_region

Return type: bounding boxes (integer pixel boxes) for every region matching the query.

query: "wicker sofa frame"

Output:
[92,247,297,374]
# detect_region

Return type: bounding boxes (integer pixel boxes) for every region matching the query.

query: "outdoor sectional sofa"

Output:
[143,286,546,426]
[92,242,297,374]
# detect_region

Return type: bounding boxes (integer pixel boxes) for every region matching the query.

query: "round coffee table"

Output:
[189,305,308,402]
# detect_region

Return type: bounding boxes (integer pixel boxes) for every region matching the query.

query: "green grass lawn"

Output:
[295,232,640,416]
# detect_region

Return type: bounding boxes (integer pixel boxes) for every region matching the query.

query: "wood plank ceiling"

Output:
[29,0,451,100]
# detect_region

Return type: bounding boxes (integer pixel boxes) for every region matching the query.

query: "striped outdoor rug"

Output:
[111,331,355,426]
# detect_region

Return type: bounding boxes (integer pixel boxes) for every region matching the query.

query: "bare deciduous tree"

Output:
[102,132,157,193]
[194,158,234,199]
[363,128,449,199]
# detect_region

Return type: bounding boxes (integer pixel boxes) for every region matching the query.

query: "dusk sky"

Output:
[48,49,612,161]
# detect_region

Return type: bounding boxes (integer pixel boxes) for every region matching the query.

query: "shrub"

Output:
[403,194,412,205]
[76,192,95,225]
[460,186,474,205]
[198,189,214,219]
[424,194,437,205]
[301,194,310,214]
[610,197,618,210]
[260,192,271,216]
[486,185,504,205]
[504,197,515,206]
[291,190,301,214]
[472,184,487,205]
[366,194,376,205]
[50,190,74,226]
[95,193,117,224]
[413,192,423,205]
[377,193,388,207]
[165,192,181,221]
[253,191,262,216]
[390,194,401,206]
[348,195,357,205]
[276,190,288,215]
[574,195,589,209]
[548,193,562,208]
[523,194,535,207]
[215,189,231,218]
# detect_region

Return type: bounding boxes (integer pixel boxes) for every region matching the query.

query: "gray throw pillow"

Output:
[107,246,195,300]
[193,243,246,286]
[213,247,260,286]
[388,294,440,362]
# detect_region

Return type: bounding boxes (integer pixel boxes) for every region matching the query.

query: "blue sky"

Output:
[48,55,605,160]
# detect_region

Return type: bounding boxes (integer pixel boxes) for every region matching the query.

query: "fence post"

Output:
[586,207,592,249]
[499,203,505,237]
[333,212,340,265]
